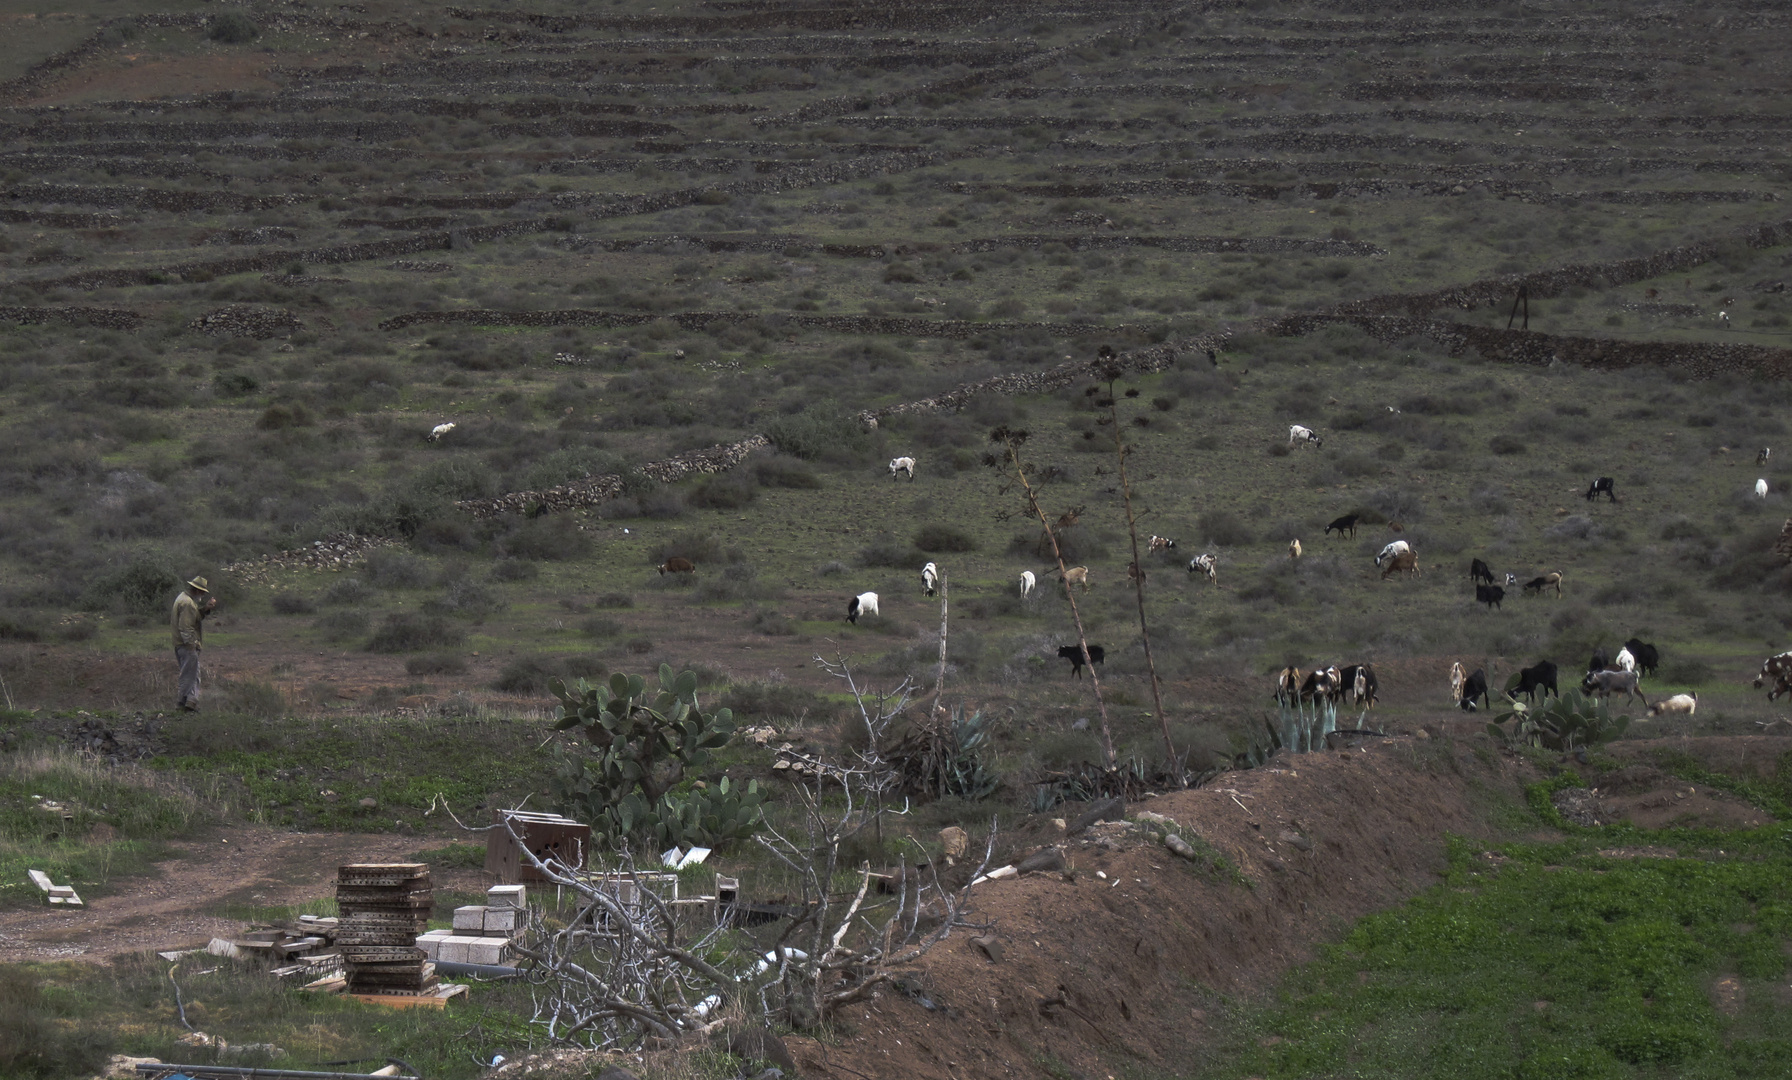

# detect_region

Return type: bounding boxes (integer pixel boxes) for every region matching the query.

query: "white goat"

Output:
[1019,570,1036,599]
[847,591,879,624]
[1614,647,1637,673]
[1757,478,1770,499]
[1188,553,1217,584]
[1289,424,1322,448]
[888,456,916,480]
[1449,661,1467,705]
[921,561,939,597]
[1375,539,1411,568]
[1288,538,1302,559]
[428,422,456,441]
[1646,693,1697,717]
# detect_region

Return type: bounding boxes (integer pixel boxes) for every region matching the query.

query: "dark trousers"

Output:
[175,646,201,709]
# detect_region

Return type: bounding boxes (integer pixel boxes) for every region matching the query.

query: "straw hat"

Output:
[186,576,209,593]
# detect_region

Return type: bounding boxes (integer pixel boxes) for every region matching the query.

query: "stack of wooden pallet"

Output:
[335,863,434,997]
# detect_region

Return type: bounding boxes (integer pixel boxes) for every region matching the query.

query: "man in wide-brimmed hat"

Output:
[171,576,218,712]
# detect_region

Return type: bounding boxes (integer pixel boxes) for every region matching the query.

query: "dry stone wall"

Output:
[0,306,142,330]
[379,307,1150,338]
[456,435,772,518]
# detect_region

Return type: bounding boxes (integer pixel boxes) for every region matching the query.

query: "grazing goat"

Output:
[1338,663,1379,708]
[1470,558,1495,585]
[428,422,456,441]
[1126,561,1146,584]
[846,591,879,624]
[1188,553,1218,584]
[1147,535,1178,553]
[921,561,938,597]
[1381,550,1419,580]
[1758,447,1771,466]
[1511,660,1559,702]
[1647,693,1697,718]
[1586,647,1610,676]
[1449,662,1467,705]
[1299,666,1340,704]
[1583,668,1646,706]
[1752,651,1792,700]
[1758,478,1770,499]
[1622,638,1660,678]
[1289,424,1322,448]
[1718,310,1731,327]
[1584,476,1616,502]
[1288,538,1302,560]
[1061,565,1090,592]
[1505,572,1519,587]
[1613,647,1637,674]
[658,557,696,575]
[1019,570,1036,600]
[888,456,916,480]
[1475,584,1505,610]
[1375,540,1411,568]
[1057,643,1105,679]
[1325,513,1360,538]
[1458,668,1491,712]
[1523,571,1563,598]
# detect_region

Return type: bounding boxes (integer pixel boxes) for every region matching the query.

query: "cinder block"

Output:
[482,907,519,933]
[436,935,477,964]
[486,884,526,909]
[452,905,488,931]
[464,937,510,965]
[415,936,441,960]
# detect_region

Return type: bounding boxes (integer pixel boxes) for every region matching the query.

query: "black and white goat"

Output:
[1289,424,1323,448]
[846,591,879,624]
[888,456,916,480]
[1584,476,1616,502]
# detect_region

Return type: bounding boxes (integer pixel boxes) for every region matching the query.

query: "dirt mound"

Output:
[785,732,1532,1079]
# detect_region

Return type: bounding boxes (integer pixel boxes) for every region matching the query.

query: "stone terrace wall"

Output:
[560,232,1386,257]
[456,435,772,518]
[379,307,1150,338]
[1266,313,1792,382]
[0,306,142,330]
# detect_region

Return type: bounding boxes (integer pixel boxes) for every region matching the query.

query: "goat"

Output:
[1188,553,1218,584]
[1458,668,1491,712]
[1613,646,1637,673]
[1583,668,1646,706]
[1147,535,1178,553]
[1758,447,1771,466]
[1584,476,1616,502]
[1470,558,1495,585]
[1299,666,1340,704]
[1449,661,1467,705]
[1475,584,1505,610]
[1289,538,1302,560]
[1325,513,1360,538]
[1718,310,1731,327]
[888,456,916,480]
[1057,643,1105,679]
[1646,693,1697,718]
[1289,424,1322,448]
[428,422,456,441]
[1126,561,1146,584]
[658,557,696,575]
[1274,665,1304,702]
[921,561,938,597]
[1381,549,1419,580]
[1504,572,1518,587]
[1019,570,1036,600]
[1758,478,1770,499]
[1338,663,1378,708]
[847,591,879,624]
[1523,571,1563,598]
[1387,521,1405,533]
[1622,638,1659,678]
[1375,540,1410,568]
[1586,647,1610,676]
[1510,660,1559,702]
[1061,565,1090,592]
[1752,651,1792,700]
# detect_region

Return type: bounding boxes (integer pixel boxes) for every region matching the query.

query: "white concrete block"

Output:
[415,936,440,960]
[464,937,510,965]
[452,905,488,931]
[481,907,519,933]
[436,936,478,964]
[486,885,526,909]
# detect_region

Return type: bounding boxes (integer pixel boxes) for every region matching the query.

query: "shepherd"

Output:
[171,575,218,712]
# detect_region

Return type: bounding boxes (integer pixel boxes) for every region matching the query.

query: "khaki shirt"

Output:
[172,591,206,650]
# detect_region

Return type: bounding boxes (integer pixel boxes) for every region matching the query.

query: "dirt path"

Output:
[0,826,487,962]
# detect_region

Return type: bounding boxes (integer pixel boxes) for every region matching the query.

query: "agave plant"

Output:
[1488,688,1630,751]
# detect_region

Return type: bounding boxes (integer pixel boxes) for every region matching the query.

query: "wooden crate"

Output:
[484,810,590,883]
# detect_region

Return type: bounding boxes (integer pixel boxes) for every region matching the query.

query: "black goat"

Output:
[1622,638,1660,678]
[1458,668,1491,711]
[1470,558,1495,585]
[1325,513,1360,538]
[1584,476,1616,502]
[1511,660,1559,702]
[1475,584,1505,610]
[1057,643,1106,679]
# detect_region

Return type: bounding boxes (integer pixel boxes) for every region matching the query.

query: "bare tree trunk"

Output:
[992,430,1116,767]
[1104,375,1177,771]
[930,574,949,716]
